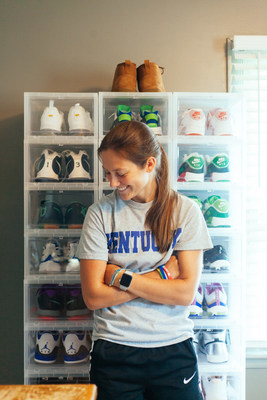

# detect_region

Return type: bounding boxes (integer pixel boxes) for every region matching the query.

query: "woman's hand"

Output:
[165,254,180,279]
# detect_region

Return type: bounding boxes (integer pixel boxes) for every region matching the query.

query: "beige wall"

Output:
[1,0,267,394]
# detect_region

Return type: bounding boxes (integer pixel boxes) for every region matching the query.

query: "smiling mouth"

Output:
[118,186,128,192]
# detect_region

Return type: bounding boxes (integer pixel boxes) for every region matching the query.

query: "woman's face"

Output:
[101,149,157,203]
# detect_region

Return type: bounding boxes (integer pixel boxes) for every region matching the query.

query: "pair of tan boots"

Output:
[112,60,165,92]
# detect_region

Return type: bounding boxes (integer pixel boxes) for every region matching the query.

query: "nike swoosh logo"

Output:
[183,371,196,384]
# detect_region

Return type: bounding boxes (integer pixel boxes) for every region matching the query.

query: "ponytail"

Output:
[145,143,178,253]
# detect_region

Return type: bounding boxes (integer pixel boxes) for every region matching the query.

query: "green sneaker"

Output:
[206,153,230,182]
[110,105,132,129]
[178,153,205,182]
[140,104,162,135]
[203,195,231,227]
[188,195,203,210]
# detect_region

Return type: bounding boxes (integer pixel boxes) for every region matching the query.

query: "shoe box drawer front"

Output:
[194,325,244,370]
[24,283,92,323]
[26,144,96,184]
[177,188,243,232]
[26,190,94,230]
[175,93,243,138]
[25,328,92,370]
[176,140,242,185]
[25,94,97,137]
[99,92,172,137]
[200,373,242,400]
[25,236,82,276]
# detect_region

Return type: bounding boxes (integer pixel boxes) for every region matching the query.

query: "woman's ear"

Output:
[146,157,156,172]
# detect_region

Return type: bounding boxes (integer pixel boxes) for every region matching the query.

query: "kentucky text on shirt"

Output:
[106,229,182,254]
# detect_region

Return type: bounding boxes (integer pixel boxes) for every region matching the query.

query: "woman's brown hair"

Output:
[98,121,178,253]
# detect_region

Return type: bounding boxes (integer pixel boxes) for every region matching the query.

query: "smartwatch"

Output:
[119,270,133,291]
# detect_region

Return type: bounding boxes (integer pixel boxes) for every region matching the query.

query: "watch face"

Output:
[120,273,132,288]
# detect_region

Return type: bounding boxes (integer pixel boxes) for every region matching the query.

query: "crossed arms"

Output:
[80,249,203,310]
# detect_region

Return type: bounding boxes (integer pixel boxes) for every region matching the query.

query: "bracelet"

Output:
[162,266,172,280]
[157,265,167,279]
[109,268,122,287]
[157,265,172,280]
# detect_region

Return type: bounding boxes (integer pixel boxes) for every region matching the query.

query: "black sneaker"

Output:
[37,285,64,318]
[38,200,64,228]
[65,285,90,318]
[203,245,230,272]
[34,149,62,182]
[65,202,87,229]
[63,150,92,182]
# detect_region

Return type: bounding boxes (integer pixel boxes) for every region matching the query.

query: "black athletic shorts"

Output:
[90,338,203,400]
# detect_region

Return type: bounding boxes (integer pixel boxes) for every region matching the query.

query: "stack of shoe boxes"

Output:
[24,92,245,399]
[174,92,245,399]
[24,93,98,384]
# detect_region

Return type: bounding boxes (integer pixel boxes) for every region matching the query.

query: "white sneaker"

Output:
[178,108,206,136]
[63,150,91,181]
[201,375,227,400]
[62,331,91,364]
[64,240,80,273]
[40,100,64,132]
[189,285,203,317]
[34,149,62,182]
[39,240,63,273]
[68,103,94,133]
[204,283,228,317]
[207,108,234,136]
[34,331,60,364]
[199,329,229,363]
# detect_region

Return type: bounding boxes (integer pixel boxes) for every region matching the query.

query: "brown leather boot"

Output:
[137,60,165,92]
[111,60,137,92]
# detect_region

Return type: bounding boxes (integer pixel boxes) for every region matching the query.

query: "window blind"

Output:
[227,36,267,347]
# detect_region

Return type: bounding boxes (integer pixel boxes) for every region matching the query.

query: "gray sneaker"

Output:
[199,329,229,363]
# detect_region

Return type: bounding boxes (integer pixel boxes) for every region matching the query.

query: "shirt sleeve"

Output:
[174,199,213,251]
[76,203,109,261]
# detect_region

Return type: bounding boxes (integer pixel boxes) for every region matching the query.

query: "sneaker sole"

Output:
[178,172,204,182]
[208,259,231,270]
[207,305,228,316]
[63,355,89,364]
[206,216,231,227]
[210,172,231,182]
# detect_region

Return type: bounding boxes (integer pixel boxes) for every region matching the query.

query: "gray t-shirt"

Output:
[77,190,212,348]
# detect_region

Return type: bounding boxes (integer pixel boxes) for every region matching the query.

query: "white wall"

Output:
[0,1,266,396]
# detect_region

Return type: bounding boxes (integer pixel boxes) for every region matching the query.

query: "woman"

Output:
[77,120,212,399]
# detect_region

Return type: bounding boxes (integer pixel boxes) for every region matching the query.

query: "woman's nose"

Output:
[108,174,119,188]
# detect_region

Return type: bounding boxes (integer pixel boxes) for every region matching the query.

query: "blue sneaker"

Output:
[62,331,91,364]
[204,245,230,272]
[110,105,132,129]
[34,331,60,364]
[140,104,162,135]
